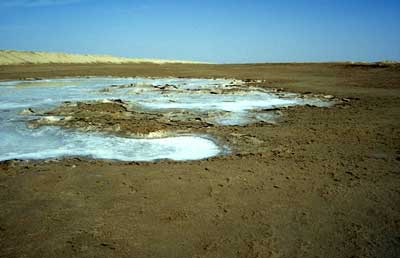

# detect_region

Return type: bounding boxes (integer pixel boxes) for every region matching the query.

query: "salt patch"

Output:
[0,127,220,161]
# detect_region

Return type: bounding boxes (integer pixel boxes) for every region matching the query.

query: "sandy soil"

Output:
[0,50,202,65]
[0,63,399,258]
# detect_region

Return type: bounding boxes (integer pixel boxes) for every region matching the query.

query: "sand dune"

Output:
[0,50,203,65]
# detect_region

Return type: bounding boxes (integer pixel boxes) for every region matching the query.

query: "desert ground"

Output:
[0,62,399,257]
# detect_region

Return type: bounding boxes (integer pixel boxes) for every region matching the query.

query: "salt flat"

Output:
[0,77,331,161]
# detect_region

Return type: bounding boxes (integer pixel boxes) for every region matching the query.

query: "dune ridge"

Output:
[0,50,204,65]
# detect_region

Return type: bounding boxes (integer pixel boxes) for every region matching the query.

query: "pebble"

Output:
[323,95,335,99]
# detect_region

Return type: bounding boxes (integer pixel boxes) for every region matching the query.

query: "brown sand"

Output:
[0,63,399,257]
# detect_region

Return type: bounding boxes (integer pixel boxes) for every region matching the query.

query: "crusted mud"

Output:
[25,95,341,155]
[0,63,400,258]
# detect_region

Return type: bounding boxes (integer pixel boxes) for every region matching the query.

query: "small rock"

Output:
[305,104,317,108]
[38,116,64,123]
[156,84,178,90]
[24,77,42,81]
[112,99,124,104]
[260,107,280,111]
[19,108,35,115]
[323,95,335,99]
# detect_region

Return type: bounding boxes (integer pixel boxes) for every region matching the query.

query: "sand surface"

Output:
[0,50,202,65]
[0,63,399,257]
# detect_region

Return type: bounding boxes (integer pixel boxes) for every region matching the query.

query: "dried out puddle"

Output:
[0,77,332,161]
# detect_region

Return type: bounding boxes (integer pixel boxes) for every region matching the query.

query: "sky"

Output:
[0,0,399,63]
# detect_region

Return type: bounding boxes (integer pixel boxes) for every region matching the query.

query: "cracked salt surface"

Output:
[0,77,331,161]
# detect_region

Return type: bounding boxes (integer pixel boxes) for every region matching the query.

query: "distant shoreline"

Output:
[0,49,205,65]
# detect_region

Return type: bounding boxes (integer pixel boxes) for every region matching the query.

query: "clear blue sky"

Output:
[0,0,399,63]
